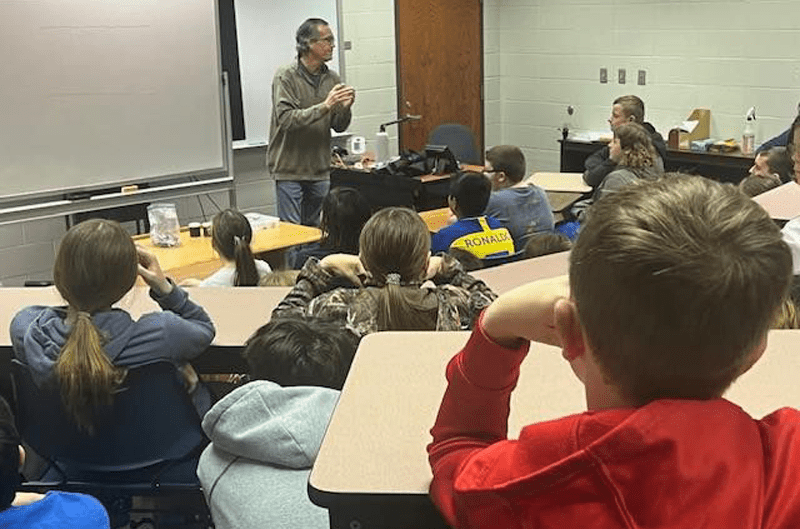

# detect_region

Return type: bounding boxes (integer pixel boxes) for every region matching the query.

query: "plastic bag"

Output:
[147,203,181,247]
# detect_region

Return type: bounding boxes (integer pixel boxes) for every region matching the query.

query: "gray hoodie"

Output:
[197,380,339,529]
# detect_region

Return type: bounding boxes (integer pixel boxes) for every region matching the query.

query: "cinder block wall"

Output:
[496,0,800,172]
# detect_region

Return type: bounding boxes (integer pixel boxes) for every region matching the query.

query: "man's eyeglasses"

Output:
[314,36,335,45]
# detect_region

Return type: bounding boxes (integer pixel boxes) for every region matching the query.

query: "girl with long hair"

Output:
[200,209,272,286]
[592,121,663,203]
[11,219,215,433]
[289,187,372,269]
[273,207,496,337]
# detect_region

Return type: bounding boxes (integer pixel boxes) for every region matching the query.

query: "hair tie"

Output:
[385,273,401,286]
[233,235,243,245]
[76,310,92,320]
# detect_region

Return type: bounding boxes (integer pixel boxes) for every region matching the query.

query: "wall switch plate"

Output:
[343,40,352,50]
[600,68,607,84]
[618,68,626,84]
[638,70,646,85]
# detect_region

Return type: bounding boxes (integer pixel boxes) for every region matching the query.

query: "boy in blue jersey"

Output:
[431,172,514,258]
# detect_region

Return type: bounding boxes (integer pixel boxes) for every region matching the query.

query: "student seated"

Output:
[197,317,357,529]
[11,219,216,432]
[748,146,794,184]
[428,175,798,528]
[584,94,666,188]
[289,186,372,269]
[0,396,110,528]
[197,209,272,286]
[273,207,496,337]
[573,122,663,220]
[430,171,515,258]
[483,145,554,249]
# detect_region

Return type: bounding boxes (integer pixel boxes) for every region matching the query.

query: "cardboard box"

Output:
[677,108,711,149]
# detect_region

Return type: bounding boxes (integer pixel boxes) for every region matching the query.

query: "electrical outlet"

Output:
[618,68,626,84]
[600,68,607,84]
[638,70,646,85]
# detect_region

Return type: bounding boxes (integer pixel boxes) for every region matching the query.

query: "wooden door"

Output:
[395,0,483,159]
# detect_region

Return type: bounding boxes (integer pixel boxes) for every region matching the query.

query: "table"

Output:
[526,172,591,193]
[472,250,570,294]
[309,329,800,529]
[0,286,290,378]
[330,165,484,212]
[560,139,754,184]
[753,182,800,222]
[134,222,321,281]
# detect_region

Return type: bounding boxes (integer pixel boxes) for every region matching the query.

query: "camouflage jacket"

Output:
[271,255,497,338]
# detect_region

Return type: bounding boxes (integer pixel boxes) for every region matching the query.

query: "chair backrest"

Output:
[11,359,207,475]
[428,123,481,165]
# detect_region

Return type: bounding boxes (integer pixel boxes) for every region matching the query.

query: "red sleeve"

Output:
[427,311,529,526]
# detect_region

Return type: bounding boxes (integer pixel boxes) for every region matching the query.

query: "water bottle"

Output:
[742,107,756,155]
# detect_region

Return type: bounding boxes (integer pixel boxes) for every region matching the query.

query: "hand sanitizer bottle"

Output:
[742,107,756,155]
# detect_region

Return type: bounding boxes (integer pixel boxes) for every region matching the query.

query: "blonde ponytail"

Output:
[55,310,126,434]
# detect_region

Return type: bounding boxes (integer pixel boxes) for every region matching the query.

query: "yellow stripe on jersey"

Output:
[450,217,515,259]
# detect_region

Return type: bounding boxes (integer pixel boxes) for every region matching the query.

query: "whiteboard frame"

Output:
[0,0,234,224]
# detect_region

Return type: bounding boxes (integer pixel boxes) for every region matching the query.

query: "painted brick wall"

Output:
[497,0,800,172]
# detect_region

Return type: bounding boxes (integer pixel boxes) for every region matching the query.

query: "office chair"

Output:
[428,123,481,165]
[11,359,211,528]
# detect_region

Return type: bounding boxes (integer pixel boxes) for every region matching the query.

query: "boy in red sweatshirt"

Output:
[428,174,800,528]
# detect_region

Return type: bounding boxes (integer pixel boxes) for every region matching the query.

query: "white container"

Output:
[742,107,756,155]
[375,131,390,163]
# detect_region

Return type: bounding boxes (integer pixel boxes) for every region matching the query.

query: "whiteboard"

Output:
[233,0,341,148]
[0,0,228,203]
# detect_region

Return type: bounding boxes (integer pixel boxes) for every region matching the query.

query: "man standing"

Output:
[268,18,355,227]
[583,95,666,188]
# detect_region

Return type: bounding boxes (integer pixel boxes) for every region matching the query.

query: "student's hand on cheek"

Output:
[136,246,173,295]
[320,254,366,286]
[425,255,443,280]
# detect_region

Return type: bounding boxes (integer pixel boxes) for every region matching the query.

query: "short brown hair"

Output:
[764,147,794,183]
[571,175,791,404]
[613,95,645,123]
[485,145,526,183]
[738,173,781,197]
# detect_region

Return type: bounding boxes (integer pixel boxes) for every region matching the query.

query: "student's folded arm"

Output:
[481,275,568,347]
[271,257,340,319]
[428,313,530,521]
[583,146,616,188]
[272,75,330,131]
[150,285,216,360]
